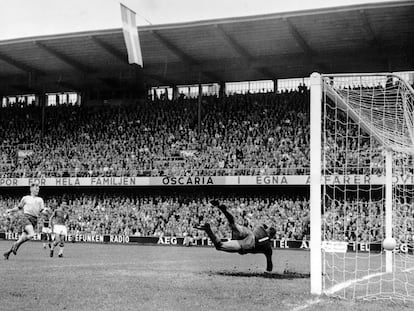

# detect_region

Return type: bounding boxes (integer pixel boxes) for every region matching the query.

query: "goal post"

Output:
[310,73,322,295]
[385,149,393,274]
[310,72,414,301]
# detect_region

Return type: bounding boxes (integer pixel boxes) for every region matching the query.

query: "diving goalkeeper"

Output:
[195,200,276,272]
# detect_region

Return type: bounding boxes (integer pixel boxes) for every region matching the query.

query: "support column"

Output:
[219,82,225,98]
[273,79,278,93]
[172,85,179,100]
[198,83,202,132]
[38,93,47,138]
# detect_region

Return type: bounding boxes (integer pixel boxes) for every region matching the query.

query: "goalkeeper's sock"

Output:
[219,206,235,225]
[203,227,222,250]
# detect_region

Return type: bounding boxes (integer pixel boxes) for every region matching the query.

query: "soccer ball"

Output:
[382,237,397,251]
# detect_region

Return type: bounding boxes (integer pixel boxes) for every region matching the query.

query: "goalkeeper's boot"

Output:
[194,223,211,231]
[210,200,228,214]
[209,200,220,208]
[50,249,54,258]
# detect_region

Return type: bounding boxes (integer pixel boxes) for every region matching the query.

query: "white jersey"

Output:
[19,195,45,218]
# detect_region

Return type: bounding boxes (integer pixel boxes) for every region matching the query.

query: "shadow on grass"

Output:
[210,270,310,279]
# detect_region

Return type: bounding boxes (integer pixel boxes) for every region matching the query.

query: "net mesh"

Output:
[321,74,414,301]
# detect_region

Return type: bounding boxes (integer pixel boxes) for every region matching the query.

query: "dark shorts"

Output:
[21,214,38,229]
[231,224,255,251]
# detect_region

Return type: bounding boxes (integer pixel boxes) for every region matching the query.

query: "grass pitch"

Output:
[0,241,412,311]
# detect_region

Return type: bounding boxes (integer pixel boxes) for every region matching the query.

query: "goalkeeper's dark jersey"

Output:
[239,225,273,255]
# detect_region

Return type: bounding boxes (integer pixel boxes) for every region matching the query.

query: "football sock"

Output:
[219,206,235,225]
[203,227,222,249]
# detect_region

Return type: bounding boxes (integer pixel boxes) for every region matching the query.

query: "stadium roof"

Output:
[0,0,413,96]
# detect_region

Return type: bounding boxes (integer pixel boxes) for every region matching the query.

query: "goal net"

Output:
[310,73,414,301]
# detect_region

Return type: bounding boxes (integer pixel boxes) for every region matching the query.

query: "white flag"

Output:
[120,4,143,66]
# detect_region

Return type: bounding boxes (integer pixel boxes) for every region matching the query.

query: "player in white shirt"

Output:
[3,182,50,260]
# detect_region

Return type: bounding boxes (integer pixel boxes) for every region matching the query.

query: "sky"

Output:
[0,0,403,41]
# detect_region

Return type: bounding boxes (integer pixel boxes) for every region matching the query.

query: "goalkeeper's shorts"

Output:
[231,224,255,251]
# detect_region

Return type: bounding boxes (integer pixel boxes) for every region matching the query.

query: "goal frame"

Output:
[309,72,397,295]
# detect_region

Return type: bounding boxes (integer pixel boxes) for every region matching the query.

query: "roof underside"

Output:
[0,1,413,96]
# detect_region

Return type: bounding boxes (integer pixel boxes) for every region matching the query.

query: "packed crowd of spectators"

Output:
[3,86,412,178]
[0,193,310,241]
[323,197,414,244]
[2,192,411,243]
[0,90,310,178]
